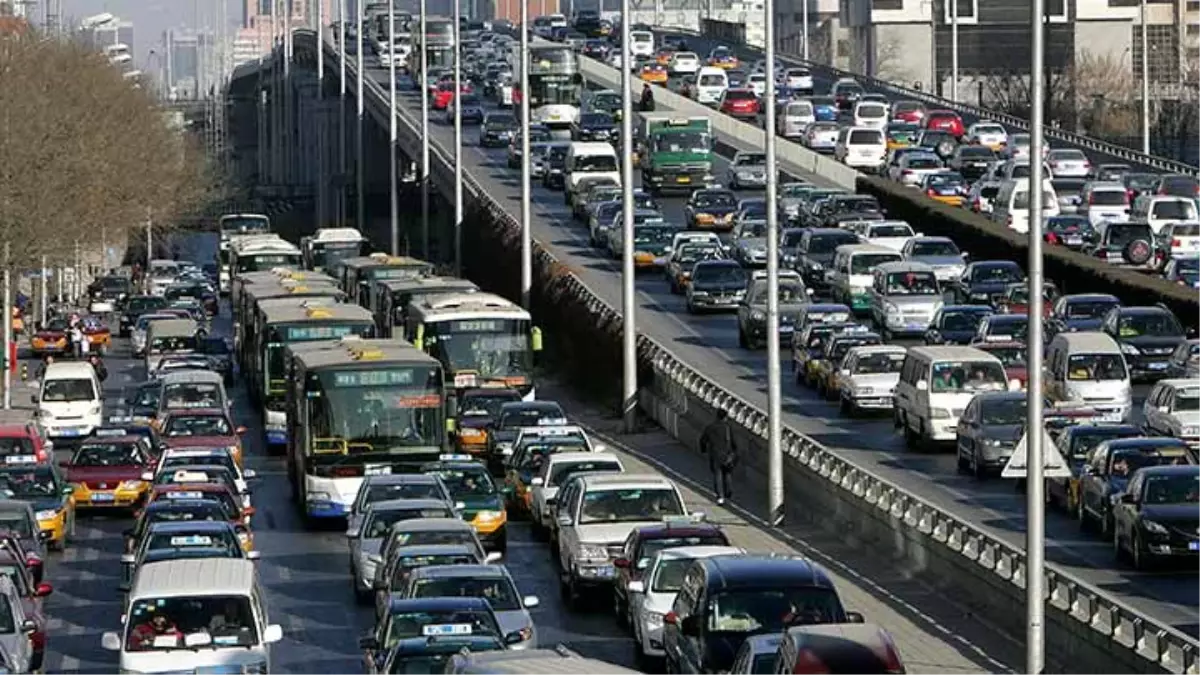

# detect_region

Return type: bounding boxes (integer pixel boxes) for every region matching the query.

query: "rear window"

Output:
[699,74,725,86]
[1089,190,1128,206]
[1171,223,1200,237]
[857,104,887,118]
[1151,200,1197,220]
[725,89,756,100]
[848,130,883,145]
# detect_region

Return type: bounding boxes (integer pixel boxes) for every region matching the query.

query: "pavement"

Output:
[18,301,1020,673]
[355,61,1199,638]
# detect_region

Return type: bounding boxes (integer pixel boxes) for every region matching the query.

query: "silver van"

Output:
[1045,332,1131,423]
[777,100,815,139]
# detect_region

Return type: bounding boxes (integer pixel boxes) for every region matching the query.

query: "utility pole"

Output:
[1140,0,1151,154]
[355,0,365,228]
[452,0,463,276]
[519,0,531,309]
[950,0,959,100]
[765,0,783,526]
[338,0,347,227]
[316,0,327,231]
[619,0,637,433]
[2,241,10,411]
[420,0,431,259]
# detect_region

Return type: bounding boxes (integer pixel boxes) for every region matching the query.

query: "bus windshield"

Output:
[236,253,301,273]
[425,318,532,381]
[306,365,445,457]
[311,242,364,270]
[220,217,270,236]
[265,322,375,398]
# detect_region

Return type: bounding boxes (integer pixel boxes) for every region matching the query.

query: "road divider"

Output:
[295,29,1199,674]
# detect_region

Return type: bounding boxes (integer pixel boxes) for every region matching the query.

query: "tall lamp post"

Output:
[519,1,532,309]
[420,0,431,259]
[764,0,783,526]
[388,0,399,254]
[355,0,365,228]
[452,0,463,275]
[619,0,637,433]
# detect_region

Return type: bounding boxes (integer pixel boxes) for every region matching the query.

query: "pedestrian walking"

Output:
[700,409,739,505]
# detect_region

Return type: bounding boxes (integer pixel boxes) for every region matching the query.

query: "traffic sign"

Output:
[1001,428,1073,479]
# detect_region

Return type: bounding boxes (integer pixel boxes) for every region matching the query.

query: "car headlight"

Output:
[242,661,269,675]
[35,509,58,521]
[118,480,144,490]
[809,261,823,271]
[1120,343,1140,355]
[475,510,503,522]
[643,611,665,629]
[309,491,333,502]
[1182,426,1199,436]
[751,310,765,321]
[1141,519,1169,535]
[930,408,952,419]
[579,544,608,561]
[88,404,101,415]
[984,438,1006,447]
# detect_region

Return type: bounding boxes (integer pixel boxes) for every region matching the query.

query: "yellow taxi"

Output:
[28,317,69,357]
[921,172,968,207]
[654,49,675,66]
[421,455,509,552]
[885,123,920,151]
[61,434,153,508]
[0,460,77,551]
[640,64,668,84]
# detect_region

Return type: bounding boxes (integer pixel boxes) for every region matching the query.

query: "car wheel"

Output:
[903,417,919,450]
[1078,500,1092,532]
[1113,524,1126,561]
[1132,533,1151,571]
[839,395,853,416]
[972,448,985,481]
[956,446,970,473]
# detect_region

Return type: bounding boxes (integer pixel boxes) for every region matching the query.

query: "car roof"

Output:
[698,554,835,590]
[369,498,452,512]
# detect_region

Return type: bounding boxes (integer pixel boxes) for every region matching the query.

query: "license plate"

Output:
[58,429,81,437]
[677,176,691,183]
[1066,236,1082,245]
[91,493,115,502]
[596,565,614,577]
[780,326,794,333]
[1189,541,1199,551]
[1149,362,1168,369]
[906,323,924,330]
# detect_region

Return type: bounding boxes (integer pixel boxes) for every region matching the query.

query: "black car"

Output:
[581,39,609,60]
[484,400,567,475]
[1078,437,1196,539]
[1100,305,1188,381]
[950,260,1026,305]
[572,10,603,36]
[686,260,747,313]
[87,275,132,304]
[1122,172,1160,200]
[793,228,860,290]
[196,337,235,384]
[818,195,884,228]
[1112,464,1200,569]
[683,189,738,230]
[118,295,169,337]
[478,112,517,148]
[1152,174,1199,199]
[453,387,522,455]
[571,112,617,143]
[924,305,994,345]
[541,144,569,190]
[1046,293,1120,335]
[830,80,864,111]
[1043,215,1097,251]
[164,282,218,316]
[946,145,997,181]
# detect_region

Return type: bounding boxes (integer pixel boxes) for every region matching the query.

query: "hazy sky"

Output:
[65,0,240,68]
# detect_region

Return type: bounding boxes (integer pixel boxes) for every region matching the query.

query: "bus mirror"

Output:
[413,323,425,351]
[446,396,459,419]
[445,418,455,433]
[530,326,543,352]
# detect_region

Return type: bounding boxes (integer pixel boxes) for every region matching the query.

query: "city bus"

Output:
[250,301,376,449]
[336,254,433,310]
[373,276,479,337]
[217,213,271,294]
[411,16,454,84]
[230,268,340,335]
[234,277,346,374]
[404,292,542,400]
[229,236,301,280]
[512,44,582,131]
[285,338,451,522]
[300,227,367,272]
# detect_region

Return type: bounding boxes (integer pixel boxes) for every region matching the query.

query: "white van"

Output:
[693,67,728,105]
[629,31,654,57]
[102,558,283,673]
[852,101,889,130]
[778,100,815,139]
[564,142,620,204]
[1045,332,1132,423]
[36,361,102,441]
[828,244,903,313]
[894,346,1010,447]
[834,127,886,171]
[1129,195,1199,235]
[991,178,1059,234]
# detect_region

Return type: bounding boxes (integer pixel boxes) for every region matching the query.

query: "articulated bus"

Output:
[336,254,433,310]
[404,292,542,400]
[300,227,367,272]
[373,276,479,337]
[513,44,582,130]
[217,214,271,294]
[249,302,376,448]
[411,16,455,84]
[285,338,451,521]
[234,279,346,372]
[230,269,342,339]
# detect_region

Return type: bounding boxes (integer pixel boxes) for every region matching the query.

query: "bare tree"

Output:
[0,35,222,274]
[874,34,911,84]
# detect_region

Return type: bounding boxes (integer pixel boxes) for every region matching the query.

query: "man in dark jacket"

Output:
[700,410,738,504]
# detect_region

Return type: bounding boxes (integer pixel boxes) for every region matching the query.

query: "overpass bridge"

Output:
[229,28,1199,675]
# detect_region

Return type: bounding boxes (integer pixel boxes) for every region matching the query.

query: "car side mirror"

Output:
[530,477,544,486]
[484,551,503,563]
[557,515,572,527]
[246,550,262,561]
[627,580,645,594]
[503,630,525,645]
[915,380,928,391]
[34,582,52,598]
[243,469,258,480]
[345,528,360,539]
[101,631,122,651]
[140,472,154,482]
[120,553,136,565]
[235,426,247,435]
[1120,493,1137,504]
[845,611,865,623]
[680,615,701,637]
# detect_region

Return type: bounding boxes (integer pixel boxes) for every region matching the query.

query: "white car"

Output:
[866,261,943,339]
[1047,149,1091,178]
[529,452,624,537]
[746,72,767,98]
[1142,379,1200,448]
[836,345,908,415]
[782,67,813,92]
[890,152,943,186]
[629,546,744,659]
[852,220,918,251]
[628,31,654,57]
[1157,222,1200,261]
[668,52,700,75]
[965,122,1009,150]
[1079,183,1131,227]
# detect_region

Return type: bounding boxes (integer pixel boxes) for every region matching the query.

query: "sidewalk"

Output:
[540,378,1020,674]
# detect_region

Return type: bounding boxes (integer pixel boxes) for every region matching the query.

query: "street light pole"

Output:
[620,0,637,433]
[453,0,463,276]
[801,0,809,61]
[388,0,399,255]
[420,0,431,259]
[355,0,365,228]
[1140,0,1150,154]
[1026,0,1047,670]
[316,0,327,231]
[337,0,347,226]
[519,1,532,309]
[950,0,959,100]
[765,0,783,526]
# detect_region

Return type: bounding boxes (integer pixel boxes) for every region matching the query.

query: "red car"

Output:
[0,425,51,464]
[994,281,1059,318]
[924,110,965,138]
[891,100,926,124]
[973,341,1029,389]
[157,408,246,468]
[720,88,760,119]
[60,435,154,509]
[432,81,471,110]
[0,536,50,671]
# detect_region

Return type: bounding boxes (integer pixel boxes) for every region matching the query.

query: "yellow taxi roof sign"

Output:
[351,347,385,361]
[305,307,333,318]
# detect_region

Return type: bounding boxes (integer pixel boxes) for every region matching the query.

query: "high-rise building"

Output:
[80,17,135,55]
[164,27,218,99]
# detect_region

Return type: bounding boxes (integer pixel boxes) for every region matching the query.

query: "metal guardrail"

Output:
[287,29,1199,674]
[683,21,1199,176]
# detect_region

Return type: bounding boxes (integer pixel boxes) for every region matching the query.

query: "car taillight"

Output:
[1047,232,1059,244]
[902,170,913,176]
[792,649,833,674]
[1172,238,1182,247]
[927,189,938,197]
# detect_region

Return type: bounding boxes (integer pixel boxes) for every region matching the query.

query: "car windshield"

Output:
[1172,391,1200,411]
[578,488,684,524]
[736,153,766,166]
[884,271,938,295]
[651,557,694,593]
[640,535,729,567]
[362,483,446,510]
[411,577,520,610]
[42,378,95,402]
[146,530,240,558]
[849,130,882,144]
[162,383,222,410]
[1066,354,1127,381]
[870,225,912,239]
[1089,190,1128,206]
[0,512,32,538]
[930,361,1008,394]
[485,115,515,128]
[854,352,904,374]
[73,442,143,466]
[981,398,1027,425]
[709,587,843,633]
[1118,312,1183,338]
[1109,449,1185,477]
[431,468,495,497]
[1150,201,1197,220]
[694,264,745,285]
[366,507,454,538]
[972,264,1023,283]
[693,192,737,208]
[634,227,675,245]
[984,346,1027,368]
[385,609,499,646]
[164,415,231,437]
[124,595,258,651]
[0,468,57,499]
[548,460,621,487]
[676,246,722,264]
[910,240,959,257]
[1064,299,1117,319]
[460,392,519,418]
[808,234,858,254]
[581,113,613,126]
[1143,473,1200,504]
[145,502,230,524]
[850,254,900,274]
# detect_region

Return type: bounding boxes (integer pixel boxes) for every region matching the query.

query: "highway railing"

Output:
[686,19,1198,176]
[285,29,1199,674]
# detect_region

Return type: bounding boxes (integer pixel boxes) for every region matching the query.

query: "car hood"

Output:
[458,415,494,430]
[359,538,383,558]
[695,204,737,216]
[851,373,900,388]
[1063,317,1104,331]
[1122,335,1185,352]
[887,295,941,311]
[67,466,146,483]
[693,283,746,293]
[938,329,978,344]
[164,435,235,448]
[1140,504,1200,526]
[577,522,647,545]
[980,423,1024,443]
[913,255,964,268]
[494,609,534,637]
[967,280,1014,294]
[733,165,767,173]
[737,237,767,251]
[108,651,272,673]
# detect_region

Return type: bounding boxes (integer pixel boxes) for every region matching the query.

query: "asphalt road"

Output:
[357,60,1199,638]
[650,30,1196,173]
[35,316,633,674]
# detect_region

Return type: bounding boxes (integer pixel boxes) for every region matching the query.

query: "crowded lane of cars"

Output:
[355,23,1200,637]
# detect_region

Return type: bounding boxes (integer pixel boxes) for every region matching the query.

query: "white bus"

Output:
[300,227,367,272]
